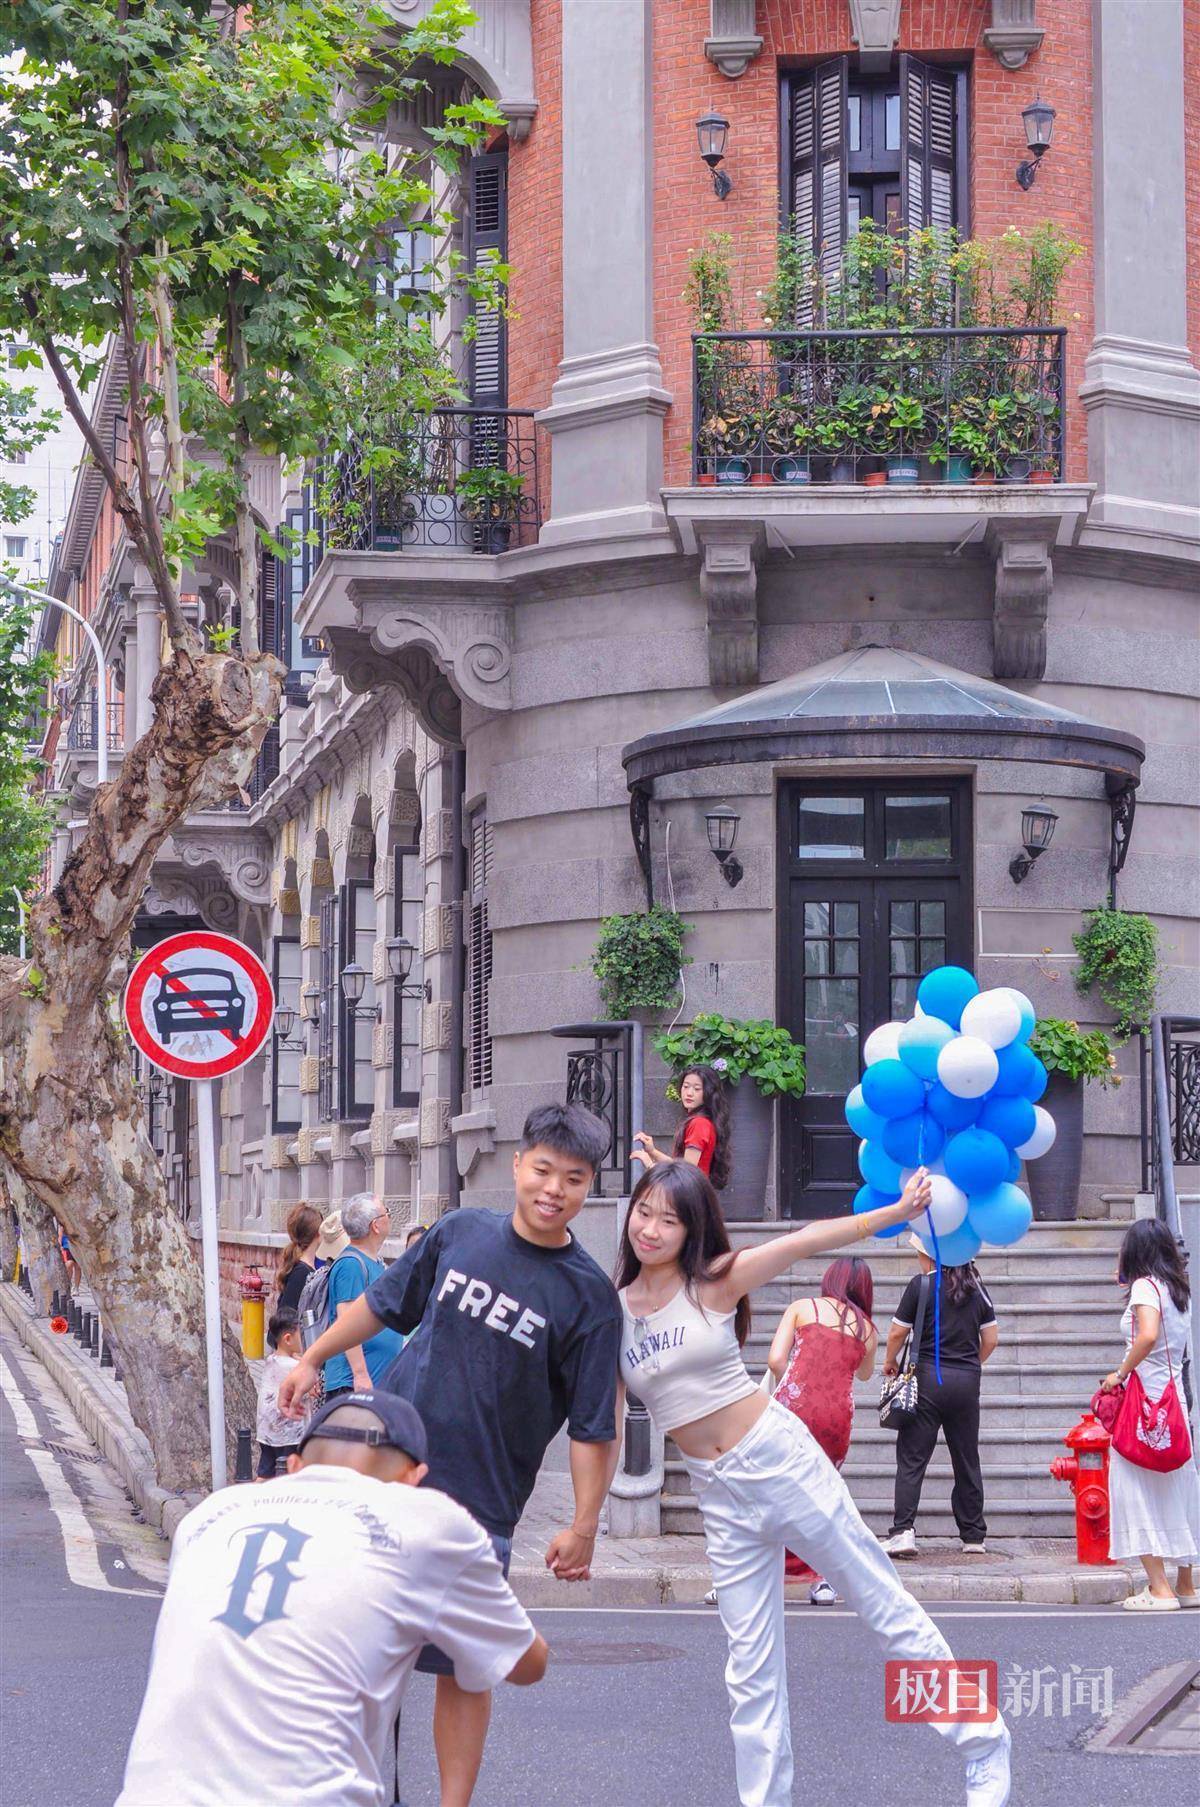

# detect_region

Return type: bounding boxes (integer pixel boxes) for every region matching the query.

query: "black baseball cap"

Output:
[297,1391,428,1466]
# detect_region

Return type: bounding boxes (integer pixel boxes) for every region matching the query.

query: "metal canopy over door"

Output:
[778,778,972,1218]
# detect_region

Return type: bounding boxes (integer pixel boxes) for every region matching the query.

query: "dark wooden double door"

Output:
[779,780,973,1218]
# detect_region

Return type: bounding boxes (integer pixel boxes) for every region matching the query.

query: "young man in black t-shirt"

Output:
[280,1103,622,1807]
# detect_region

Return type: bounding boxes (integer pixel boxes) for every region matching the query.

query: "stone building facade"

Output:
[38,1,1199,1306]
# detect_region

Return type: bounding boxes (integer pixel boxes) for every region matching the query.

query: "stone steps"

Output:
[654,1213,1140,1541]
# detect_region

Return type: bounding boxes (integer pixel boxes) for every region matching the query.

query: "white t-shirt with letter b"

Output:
[117,1465,535,1807]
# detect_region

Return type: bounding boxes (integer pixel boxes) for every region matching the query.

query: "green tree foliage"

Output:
[0,597,55,955]
[0,0,504,647]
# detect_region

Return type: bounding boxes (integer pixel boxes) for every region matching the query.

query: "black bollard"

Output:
[274,1453,292,1477]
[77,1309,91,1347]
[100,1337,114,1369]
[112,1362,123,1384]
[20,1265,32,1297]
[234,1428,254,1484]
[65,1298,76,1335]
[51,1288,63,1318]
[89,1316,101,1358]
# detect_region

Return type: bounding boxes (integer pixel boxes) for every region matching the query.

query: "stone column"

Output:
[1080,0,1200,550]
[119,592,139,750]
[537,0,671,544]
[132,567,161,739]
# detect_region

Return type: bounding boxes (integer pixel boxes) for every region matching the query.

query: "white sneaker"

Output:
[809,1579,839,1605]
[881,1528,917,1557]
[703,1586,718,1605]
[961,1542,987,1555]
[965,1725,1011,1807]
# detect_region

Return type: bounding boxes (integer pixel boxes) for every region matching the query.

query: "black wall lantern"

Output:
[300,983,321,1027]
[273,1001,303,1052]
[1016,94,1056,189]
[1009,804,1058,884]
[386,934,432,1003]
[696,112,732,199]
[705,806,744,887]
[340,961,381,1021]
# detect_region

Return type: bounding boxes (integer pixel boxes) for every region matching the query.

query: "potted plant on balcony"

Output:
[878,392,926,484]
[764,393,812,484]
[1026,1018,1119,1220]
[653,1013,806,1219]
[455,465,525,552]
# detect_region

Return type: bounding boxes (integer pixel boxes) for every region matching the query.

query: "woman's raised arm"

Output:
[705,1171,932,1312]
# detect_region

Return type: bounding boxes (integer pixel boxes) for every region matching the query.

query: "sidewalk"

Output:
[0,1284,1140,1606]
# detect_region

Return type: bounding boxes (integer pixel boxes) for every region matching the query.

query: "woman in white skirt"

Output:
[1099,1218,1200,1611]
[615,1159,1012,1807]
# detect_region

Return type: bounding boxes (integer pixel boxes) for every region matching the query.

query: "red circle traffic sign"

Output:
[124,931,275,1080]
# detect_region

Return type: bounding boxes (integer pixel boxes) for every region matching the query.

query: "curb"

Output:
[0,1284,198,1540]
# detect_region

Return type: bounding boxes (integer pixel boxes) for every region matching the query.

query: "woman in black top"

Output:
[880,1234,998,1558]
[276,1203,322,1313]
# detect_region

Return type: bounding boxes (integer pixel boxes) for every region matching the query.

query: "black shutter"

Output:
[899,56,958,234]
[317,894,339,1123]
[789,59,848,302]
[466,151,508,414]
[467,811,493,1092]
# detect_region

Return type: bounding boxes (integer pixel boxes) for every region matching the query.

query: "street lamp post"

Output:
[1,576,111,786]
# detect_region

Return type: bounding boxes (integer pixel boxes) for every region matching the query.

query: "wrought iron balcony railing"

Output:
[692,327,1066,486]
[65,696,123,752]
[320,406,542,554]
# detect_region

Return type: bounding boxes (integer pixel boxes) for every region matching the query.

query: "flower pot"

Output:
[750,472,774,486]
[715,455,751,485]
[1029,469,1055,485]
[972,473,1000,487]
[862,469,888,488]
[1003,456,1032,484]
[886,455,920,485]
[830,456,856,484]
[929,454,972,484]
[697,471,716,486]
[723,1081,774,1221]
[772,455,811,485]
[1027,1071,1085,1221]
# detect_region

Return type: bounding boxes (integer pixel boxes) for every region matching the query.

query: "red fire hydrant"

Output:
[1050,1411,1112,1565]
[240,1263,265,1360]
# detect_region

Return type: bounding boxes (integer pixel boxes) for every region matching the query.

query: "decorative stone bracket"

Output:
[325,596,514,747]
[705,0,763,78]
[699,525,764,687]
[848,0,902,73]
[987,523,1052,680]
[983,0,1044,71]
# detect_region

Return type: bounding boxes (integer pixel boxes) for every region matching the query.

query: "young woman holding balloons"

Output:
[616,1158,1013,1807]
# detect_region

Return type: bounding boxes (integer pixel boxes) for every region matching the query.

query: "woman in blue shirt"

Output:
[322,1195,404,1398]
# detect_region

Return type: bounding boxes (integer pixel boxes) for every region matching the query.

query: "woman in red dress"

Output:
[768,1257,878,1603]
[633,1063,731,1191]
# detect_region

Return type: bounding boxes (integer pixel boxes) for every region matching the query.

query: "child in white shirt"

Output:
[256,1307,304,1479]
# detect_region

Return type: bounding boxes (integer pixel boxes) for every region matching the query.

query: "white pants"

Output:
[684,1400,1005,1806]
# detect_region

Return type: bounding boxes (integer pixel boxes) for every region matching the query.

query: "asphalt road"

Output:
[2,1325,1198,1807]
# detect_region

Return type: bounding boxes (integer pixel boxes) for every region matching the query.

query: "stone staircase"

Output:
[661,1213,1142,1541]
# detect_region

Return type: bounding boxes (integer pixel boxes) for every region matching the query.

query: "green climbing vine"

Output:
[1072,907,1159,1040]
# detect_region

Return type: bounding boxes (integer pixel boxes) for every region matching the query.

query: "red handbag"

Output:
[1108,1281,1193,1474]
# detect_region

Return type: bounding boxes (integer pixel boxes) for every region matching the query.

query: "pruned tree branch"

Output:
[225,282,260,658]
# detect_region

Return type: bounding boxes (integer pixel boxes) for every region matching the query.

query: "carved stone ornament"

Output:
[987,524,1052,681]
[705,0,763,79]
[167,829,273,908]
[983,0,1044,71]
[698,525,764,688]
[848,0,902,72]
[142,876,239,935]
[325,628,463,747]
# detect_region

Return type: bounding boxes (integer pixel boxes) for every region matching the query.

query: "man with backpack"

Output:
[299,1193,403,1397]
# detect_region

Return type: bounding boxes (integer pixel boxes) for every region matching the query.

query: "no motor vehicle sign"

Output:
[124,930,274,1081]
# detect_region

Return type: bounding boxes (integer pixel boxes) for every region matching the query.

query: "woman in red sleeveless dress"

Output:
[768,1258,878,1603]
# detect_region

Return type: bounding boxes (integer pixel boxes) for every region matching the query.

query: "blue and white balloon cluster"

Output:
[846,966,1055,1262]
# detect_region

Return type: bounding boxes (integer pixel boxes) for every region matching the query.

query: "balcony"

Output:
[65,695,123,752]
[668,326,1092,688]
[692,326,1068,486]
[320,406,543,556]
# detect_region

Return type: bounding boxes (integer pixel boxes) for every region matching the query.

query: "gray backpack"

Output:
[297,1247,371,1352]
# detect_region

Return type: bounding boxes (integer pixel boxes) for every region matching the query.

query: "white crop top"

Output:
[619,1285,759,1433]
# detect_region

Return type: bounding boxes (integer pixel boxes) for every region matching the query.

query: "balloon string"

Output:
[918,1115,943,1384]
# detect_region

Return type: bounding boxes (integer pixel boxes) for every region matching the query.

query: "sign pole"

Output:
[195,1078,227,1489]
